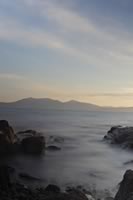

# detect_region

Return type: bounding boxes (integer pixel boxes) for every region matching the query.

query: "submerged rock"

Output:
[17,130,37,135]
[46,145,61,151]
[124,160,133,165]
[19,172,41,181]
[49,136,64,143]
[115,170,133,200]
[104,126,133,149]
[21,136,45,154]
[66,188,88,200]
[45,184,61,193]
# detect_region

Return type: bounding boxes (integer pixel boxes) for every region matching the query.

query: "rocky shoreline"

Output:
[0,120,62,155]
[0,165,94,200]
[1,120,133,200]
[0,164,133,200]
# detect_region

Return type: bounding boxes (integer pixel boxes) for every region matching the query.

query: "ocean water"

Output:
[1,108,133,194]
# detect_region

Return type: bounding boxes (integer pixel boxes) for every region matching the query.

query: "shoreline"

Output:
[0,164,97,200]
[1,120,133,199]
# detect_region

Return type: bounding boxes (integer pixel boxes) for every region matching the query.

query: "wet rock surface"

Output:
[46,145,61,151]
[0,165,90,200]
[115,170,133,200]
[21,136,45,154]
[104,126,133,149]
[0,184,89,200]
[0,120,17,154]
[45,184,61,193]
[19,172,41,181]
[123,160,133,165]
[0,120,45,155]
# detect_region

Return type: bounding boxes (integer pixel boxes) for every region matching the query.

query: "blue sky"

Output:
[0,0,133,106]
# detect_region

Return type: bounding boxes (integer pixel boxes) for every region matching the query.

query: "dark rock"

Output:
[0,165,11,189]
[0,120,18,154]
[19,172,40,181]
[45,184,61,193]
[0,120,16,144]
[46,145,61,151]
[115,170,133,200]
[7,166,15,174]
[0,120,45,155]
[0,180,91,200]
[104,126,133,149]
[0,120,9,128]
[66,188,88,200]
[124,160,133,165]
[106,198,114,200]
[21,136,45,154]
[17,130,37,135]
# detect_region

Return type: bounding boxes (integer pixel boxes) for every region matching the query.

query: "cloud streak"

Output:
[1,0,133,105]
[0,73,24,80]
[87,93,133,97]
[0,0,133,68]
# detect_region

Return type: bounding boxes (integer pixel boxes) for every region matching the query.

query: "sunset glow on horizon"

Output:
[0,0,133,107]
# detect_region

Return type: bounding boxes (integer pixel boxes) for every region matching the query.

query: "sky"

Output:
[1,0,133,106]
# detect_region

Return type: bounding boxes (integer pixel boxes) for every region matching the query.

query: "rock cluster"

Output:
[0,120,45,155]
[0,165,89,200]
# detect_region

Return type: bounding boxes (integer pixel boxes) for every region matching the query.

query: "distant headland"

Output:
[0,97,133,112]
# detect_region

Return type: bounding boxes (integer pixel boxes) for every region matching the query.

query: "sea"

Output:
[1,108,133,196]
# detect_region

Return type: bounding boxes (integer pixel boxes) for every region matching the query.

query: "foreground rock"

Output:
[45,184,61,193]
[0,165,89,200]
[21,136,45,154]
[0,120,18,154]
[0,165,11,189]
[115,170,133,200]
[104,126,133,149]
[0,184,89,200]
[0,120,16,143]
[0,120,45,155]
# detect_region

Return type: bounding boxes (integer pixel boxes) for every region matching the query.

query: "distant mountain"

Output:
[0,98,101,111]
[0,98,133,111]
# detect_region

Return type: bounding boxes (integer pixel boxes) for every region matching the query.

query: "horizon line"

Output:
[1,97,133,109]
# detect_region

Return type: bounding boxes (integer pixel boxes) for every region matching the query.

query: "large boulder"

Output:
[0,120,16,144]
[0,120,18,154]
[0,120,45,155]
[115,170,133,200]
[21,136,45,154]
[0,165,11,189]
[104,126,133,149]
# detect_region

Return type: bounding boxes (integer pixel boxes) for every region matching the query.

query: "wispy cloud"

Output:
[0,0,133,68]
[87,93,133,97]
[0,73,24,80]
[1,0,133,106]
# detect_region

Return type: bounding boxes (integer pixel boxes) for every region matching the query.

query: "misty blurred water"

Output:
[1,108,133,193]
